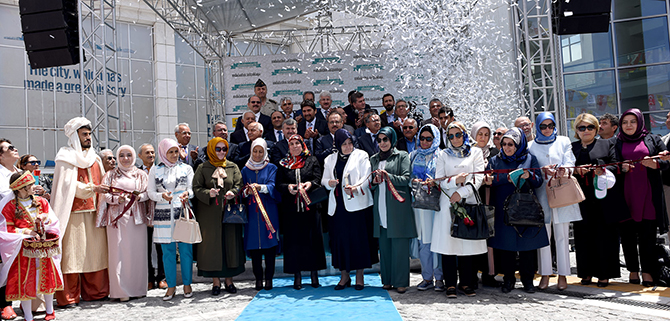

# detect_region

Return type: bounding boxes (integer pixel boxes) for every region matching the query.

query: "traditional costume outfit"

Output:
[147,139,194,291]
[0,171,62,321]
[97,145,150,299]
[51,117,109,306]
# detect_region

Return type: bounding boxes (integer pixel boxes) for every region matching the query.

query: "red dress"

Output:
[2,197,63,301]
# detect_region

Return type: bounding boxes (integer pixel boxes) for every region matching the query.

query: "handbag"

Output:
[411,180,441,211]
[173,200,202,244]
[546,172,585,208]
[503,176,545,237]
[223,195,248,224]
[450,184,493,240]
[307,186,328,206]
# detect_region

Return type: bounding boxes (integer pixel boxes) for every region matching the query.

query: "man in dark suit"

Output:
[315,112,344,163]
[235,95,272,134]
[279,97,302,122]
[396,118,419,154]
[230,111,255,145]
[315,90,334,122]
[298,100,327,152]
[357,113,382,157]
[266,111,286,143]
[380,93,396,128]
[174,123,199,169]
[270,118,298,165]
[231,122,273,169]
[421,98,446,128]
[195,121,239,168]
[343,91,371,129]
[437,106,454,149]
[354,109,379,138]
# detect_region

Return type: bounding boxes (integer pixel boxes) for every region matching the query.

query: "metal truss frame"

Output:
[79,0,121,150]
[510,0,565,133]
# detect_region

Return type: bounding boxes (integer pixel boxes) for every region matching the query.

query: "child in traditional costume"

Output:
[0,171,62,321]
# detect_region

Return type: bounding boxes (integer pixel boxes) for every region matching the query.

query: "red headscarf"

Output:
[279,135,310,169]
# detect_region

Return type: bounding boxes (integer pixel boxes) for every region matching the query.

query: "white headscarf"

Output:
[54,117,98,168]
[470,121,495,162]
[115,145,138,178]
[245,138,269,171]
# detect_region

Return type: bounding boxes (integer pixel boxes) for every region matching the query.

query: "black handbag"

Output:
[307,186,328,206]
[450,184,493,240]
[223,195,248,224]
[411,180,441,211]
[503,176,544,237]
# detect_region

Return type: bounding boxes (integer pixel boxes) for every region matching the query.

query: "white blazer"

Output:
[322,149,373,216]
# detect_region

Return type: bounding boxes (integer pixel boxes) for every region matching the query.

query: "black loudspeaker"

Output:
[553,0,612,35]
[19,0,80,69]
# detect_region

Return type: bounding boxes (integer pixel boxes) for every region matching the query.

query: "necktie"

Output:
[373,134,379,153]
[278,130,283,141]
[181,145,187,161]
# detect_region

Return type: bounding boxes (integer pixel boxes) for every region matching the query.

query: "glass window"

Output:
[646,111,670,136]
[564,70,617,119]
[619,64,670,113]
[0,88,26,126]
[176,65,196,99]
[130,60,154,96]
[175,37,195,64]
[614,0,667,20]
[129,25,153,61]
[615,17,670,67]
[561,31,614,72]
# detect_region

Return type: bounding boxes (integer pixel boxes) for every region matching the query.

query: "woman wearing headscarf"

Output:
[428,122,486,298]
[241,138,280,291]
[470,121,501,288]
[193,137,243,295]
[97,145,151,301]
[369,127,416,293]
[147,138,195,300]
[614,108,669,287]
[571,113,621,287]
[485,128,547,293]
[322,129,374,290]
[410,124,445,292]
[277,135,326,289]
[528,112,582,291]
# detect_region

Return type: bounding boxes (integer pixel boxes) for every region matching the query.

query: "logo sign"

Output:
[231,62,261,69]
[272,89,303,97]
[232,83,255,91]
[313,79,345,86]
[354,64,384,71]
[233,105,247,112]
[271,68,303,76]
[356,85,385,92]
[312,57,341,64]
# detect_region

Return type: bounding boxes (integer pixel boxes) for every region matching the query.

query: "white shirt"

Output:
[386,112,395,124]
[320,108,329,119]
[0,164,19,206]
[306,119,316,131]
[243,127,250,141]
[253,111,261,122]
[274,129,283,141]
[378,160,388,229]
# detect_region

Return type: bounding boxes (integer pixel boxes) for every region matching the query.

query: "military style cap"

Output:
[255,79,266,87]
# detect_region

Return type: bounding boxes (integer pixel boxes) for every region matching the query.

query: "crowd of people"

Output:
[0,78,669,320]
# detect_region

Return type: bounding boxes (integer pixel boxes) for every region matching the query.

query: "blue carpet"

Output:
[236,274,402,321]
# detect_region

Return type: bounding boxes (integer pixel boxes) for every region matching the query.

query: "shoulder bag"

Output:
[173,200,202,244]
[223,195,248,224]
[503,176,545,237]
[450,184,495,240]
[411,180,441,211]
[546,171,585,208]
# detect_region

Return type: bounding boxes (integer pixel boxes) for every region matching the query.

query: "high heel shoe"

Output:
[557,276,568,291]
[255,280,263,291]
[183,285,193,298]
[537,276,549,290]
[264,279,273,290]
[294,273,303,290]
[162,288,176,301]
[311,271,321,288]
[334,279,351,290]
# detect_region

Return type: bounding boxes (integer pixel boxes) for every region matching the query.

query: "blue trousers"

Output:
[418,239,443,281]
[161,242,193,288]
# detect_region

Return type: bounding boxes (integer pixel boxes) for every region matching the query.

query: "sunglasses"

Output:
[215,147,228,152]
[447,133,463,140]
[376,136,390,144]
[26,160,41,166]
[539,123,556,130]
[493,132,504,136]
[4,145,16,152]
[577,125,596,132]
[419,136,434,142]
[501,142,516,147]
[106,156,116,161]
[403,126,415,130]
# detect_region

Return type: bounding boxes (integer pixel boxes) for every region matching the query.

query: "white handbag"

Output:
[172,200,202,244]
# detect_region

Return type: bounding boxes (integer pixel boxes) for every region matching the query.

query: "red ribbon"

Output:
[107,186,140,226]
[248,184,276,237]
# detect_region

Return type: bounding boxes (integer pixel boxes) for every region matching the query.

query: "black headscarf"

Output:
[334,129,354,161]
[377,126,397,161]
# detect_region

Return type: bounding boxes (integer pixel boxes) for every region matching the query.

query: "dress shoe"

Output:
[162,288,176,301]
[580,278,592,285]
[212,285,222,295]
[334,279,351,290]
[264,280,273,290]
[396,287,407,294]
[557,276,568,291]
[481,275,502,288]
[382,285,393,290]
[158,280,168,289]
[255,280,263,291]
[1,306,16,319]
[501,280,515,293]
[148,282,155,290]
[294,274,303,290]
[311,271,321,288]
[224,283,237,294]
[629,278,641,284]
[446,286,457,298]
[642,280,655,287]
[522,281,535,293]
[44,312,56,321]
[458,285,476,297]
[119,297,130,302]
[354,284,365,291]
[596,280,609,288]
[537,276,549,290]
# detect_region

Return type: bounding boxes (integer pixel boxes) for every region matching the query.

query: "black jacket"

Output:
[229,129,248,145]
[235,113,272,134]
[270,139,289,166]
[297,117,328,138]
[357,132,379,157]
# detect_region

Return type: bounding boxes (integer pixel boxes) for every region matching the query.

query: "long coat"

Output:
[193,161,244,273]
[528,136,582,224]
[370,148,417,239]
[486,154,549,251]
[241,164,281,251]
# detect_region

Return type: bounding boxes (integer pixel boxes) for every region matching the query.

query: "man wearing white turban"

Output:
[51,117,110,307]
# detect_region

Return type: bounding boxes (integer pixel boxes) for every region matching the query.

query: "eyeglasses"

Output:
[447,133,463,140]
[577,125,596,132]
[419,136,433,142]
[501,142,515,147]
[180,131,192,135]
[493,132,504,136]
[26,160,41,166]
[106,156,116,161]
[403,126,415,130]
[539,123,556,130]
[376,136,390,143]
[215,147,228,152]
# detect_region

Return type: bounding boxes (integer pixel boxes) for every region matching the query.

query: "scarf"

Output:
[412,124,441,180]
[534,112,557,144]
[470,121,494,162]
[157,138,179,167]
[245,138,269,171]
[280,135,310,169]
[207,137,228,167]
[499,127,528,163]
[334,129,354,161]
[115,145,138,179]
[444,122,471,158]
[617,108,649,143]
[377,126,397,161]
[54,117,98,168]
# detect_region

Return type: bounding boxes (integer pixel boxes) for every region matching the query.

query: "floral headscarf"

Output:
[411,124,441,180]
[499,127,528,163]
[444,121,471,158]
[280,135,310,169]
